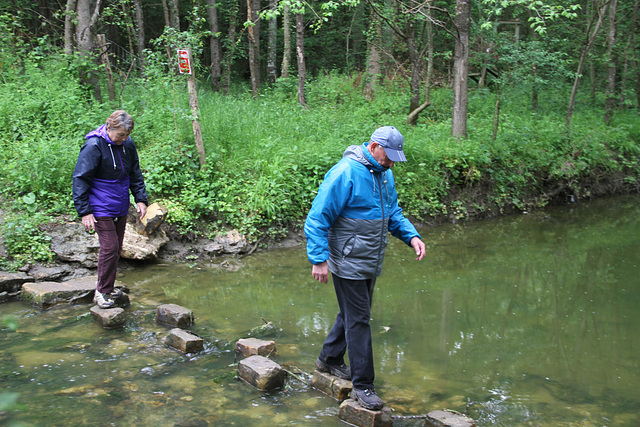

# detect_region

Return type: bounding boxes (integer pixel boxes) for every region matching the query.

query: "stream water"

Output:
[1,195,639,426]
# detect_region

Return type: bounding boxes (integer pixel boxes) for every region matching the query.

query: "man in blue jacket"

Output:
[305,126,426,410]
[73,110,148,309]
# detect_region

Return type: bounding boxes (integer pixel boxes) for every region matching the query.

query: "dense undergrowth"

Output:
[1,53,639,269]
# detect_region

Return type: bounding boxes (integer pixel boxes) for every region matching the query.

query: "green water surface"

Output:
[1,195,639,426]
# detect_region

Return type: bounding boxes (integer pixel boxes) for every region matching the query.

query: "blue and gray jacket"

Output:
[304,142,421,280]
[72,125,147,218]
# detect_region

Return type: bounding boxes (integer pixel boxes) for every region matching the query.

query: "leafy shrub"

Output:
[1,214,55,268]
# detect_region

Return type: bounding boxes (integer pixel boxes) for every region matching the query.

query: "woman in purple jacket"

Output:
[72,110,148,309]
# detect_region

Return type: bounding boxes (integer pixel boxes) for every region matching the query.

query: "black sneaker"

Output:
[315,357,351,380]
[352,388,384,410]
[93,291,115,309]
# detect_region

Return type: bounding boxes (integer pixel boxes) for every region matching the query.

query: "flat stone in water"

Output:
[237,355,287,391]
[235,337,276,360]
[426,410,477,427]
[90,306,126,329]
[21,276,96,308]
[166,328,204,353]
[156,303,194,327]
[338,398,393,427]
[310,370,352,401]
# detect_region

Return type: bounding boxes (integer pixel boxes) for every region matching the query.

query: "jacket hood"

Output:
[85,124,116,145]
[342,142,388,172]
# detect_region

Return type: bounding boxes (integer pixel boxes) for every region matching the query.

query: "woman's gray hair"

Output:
[106,110,135,132]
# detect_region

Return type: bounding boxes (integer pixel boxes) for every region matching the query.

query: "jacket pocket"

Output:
[341,234,357,260]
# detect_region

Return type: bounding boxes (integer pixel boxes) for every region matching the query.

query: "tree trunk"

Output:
[133,0,145,72]
[281,3,291,79]
[247,0,259,97]
[267,0,277,84]
[222,1,238,95]
[406,21,422,124]
[363,15,382,102]
[296,12,307,107]
[97,34,116,103]
[406,13,433,125]
[619,0,639,110]
[75,0,102,102]
[252,0,261,72]
[161,0,171,27]
[64,0,76,55]
[566,0,607,131]
[451,0,470,139]
[207,0,221,92]
[170,0,180,29]
[121,1,135,58]
[604,0,618,124]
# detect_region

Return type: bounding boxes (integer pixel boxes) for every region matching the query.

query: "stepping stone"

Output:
[166,328,204,353]
[22,276,96,308]
[426,410,477,427]
[338,398,393,427]
[238,355,286,391]
[156,303,194,327]
[310,369,352,401]
[90,306,126,329]
[235,338,276,360]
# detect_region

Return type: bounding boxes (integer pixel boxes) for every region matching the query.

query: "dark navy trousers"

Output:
[319,274,376,389]
[94,215,127,294]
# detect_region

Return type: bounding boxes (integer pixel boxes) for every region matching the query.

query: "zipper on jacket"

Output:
[374,172,386,271]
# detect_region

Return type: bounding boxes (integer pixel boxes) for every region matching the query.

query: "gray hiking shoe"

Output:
[315,358,351,380]
[109,288,124,298]
[352,388,384,410]
[93,291,115,309]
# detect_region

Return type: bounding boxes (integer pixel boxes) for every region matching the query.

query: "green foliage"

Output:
[1,214,55,269]
[0,48,638,252]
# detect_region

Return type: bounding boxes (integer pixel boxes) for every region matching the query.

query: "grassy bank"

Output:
[1,55,639,268]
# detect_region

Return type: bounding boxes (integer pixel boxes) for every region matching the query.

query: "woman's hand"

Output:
[82,214,97,232]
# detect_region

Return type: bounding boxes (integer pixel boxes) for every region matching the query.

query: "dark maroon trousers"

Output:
[94,215,127,294]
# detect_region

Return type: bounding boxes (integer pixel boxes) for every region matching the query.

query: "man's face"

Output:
[107,126,131,145]
[370,143,395,169]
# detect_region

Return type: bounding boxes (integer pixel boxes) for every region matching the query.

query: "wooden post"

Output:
[181,48,206,167]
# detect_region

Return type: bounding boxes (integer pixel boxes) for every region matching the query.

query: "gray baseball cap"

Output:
[369,126,406,162]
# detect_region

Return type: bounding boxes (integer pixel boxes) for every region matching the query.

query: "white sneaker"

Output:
[93,291,115,309]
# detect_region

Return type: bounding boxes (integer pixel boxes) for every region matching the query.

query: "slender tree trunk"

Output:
[252,0,261,75]
[247,0,259,97]
[604,0,618,124]
[267,0,277,84]
[97,34,116,103]
[407,21,421,115]
[363,15,382,101]
[566,0,608,131]
[451,0,470,139]
[296,12,307,107]
[281,3,291,79]
[170,0,180,29]
[619,0,639,110]
[161,0,171,27]
[222,1,238,95]
[64,0,76,55]
[133,0,145,73]
[207,0,221,92]
[406,13,433,125]
[121,1,135,58]
[75,0,102,102]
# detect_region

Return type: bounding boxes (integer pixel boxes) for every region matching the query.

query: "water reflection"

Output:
[1,196,640,426]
